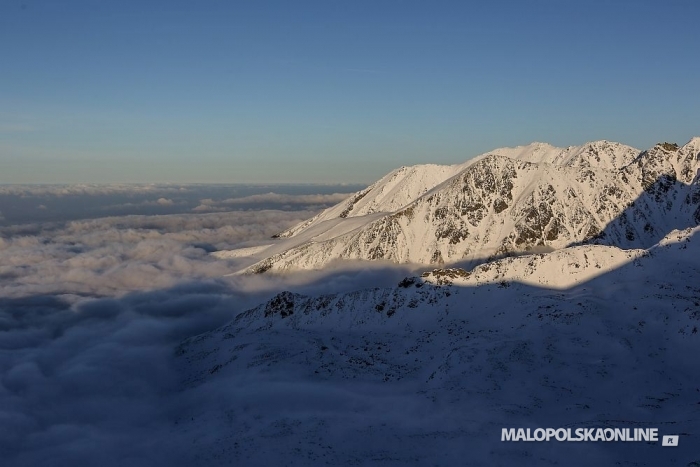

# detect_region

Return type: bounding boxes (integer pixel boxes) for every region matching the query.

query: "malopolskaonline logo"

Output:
[501,428,678,445]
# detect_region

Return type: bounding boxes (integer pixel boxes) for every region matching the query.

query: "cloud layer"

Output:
[0,202,422,466]
[0,210,319,298]
[192,192,351,212]
[0,183,363,226]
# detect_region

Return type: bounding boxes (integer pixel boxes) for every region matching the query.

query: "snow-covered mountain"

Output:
[239,138,700,274]
[273,163,467,239]
[189,137,700,465]
[489,140,640,169]
[180,226,700,466]
[273,140,640,240]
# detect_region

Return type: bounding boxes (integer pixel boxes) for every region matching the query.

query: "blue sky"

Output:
[1,0,699,184]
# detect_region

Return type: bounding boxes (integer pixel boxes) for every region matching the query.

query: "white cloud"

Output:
[0,210,317,298]
[219,192,349,205]
[0,206,421,466]
[0,184,190,197]
[192,192,349,212]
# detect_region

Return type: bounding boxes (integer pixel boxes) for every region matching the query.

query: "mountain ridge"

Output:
[180,226,700,466]
[237,138,700,274]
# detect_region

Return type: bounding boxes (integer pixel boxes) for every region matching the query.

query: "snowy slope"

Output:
[179,227,700,466]
[273,140,639,241]
[273,163,466,239]
[421,243,644,289]
[241,138,700,273]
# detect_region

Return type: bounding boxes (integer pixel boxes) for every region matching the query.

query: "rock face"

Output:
[245,138,700,274]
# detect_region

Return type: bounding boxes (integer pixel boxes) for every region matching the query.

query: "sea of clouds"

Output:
[0,209,314,298]
[0,183,362,226]
[0,184,428,466]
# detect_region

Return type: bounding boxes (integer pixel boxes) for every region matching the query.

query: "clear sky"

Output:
[1,0,699,184]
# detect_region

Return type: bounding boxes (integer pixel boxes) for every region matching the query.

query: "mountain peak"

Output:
[487,139,639,169]
[683,137,700,155]
[656,142,680,152]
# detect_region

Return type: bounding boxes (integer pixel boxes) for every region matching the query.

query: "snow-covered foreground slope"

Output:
[421,243,644,289]
[237,138,700,274]
[179,227,700,466]
[210,244,272,259]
